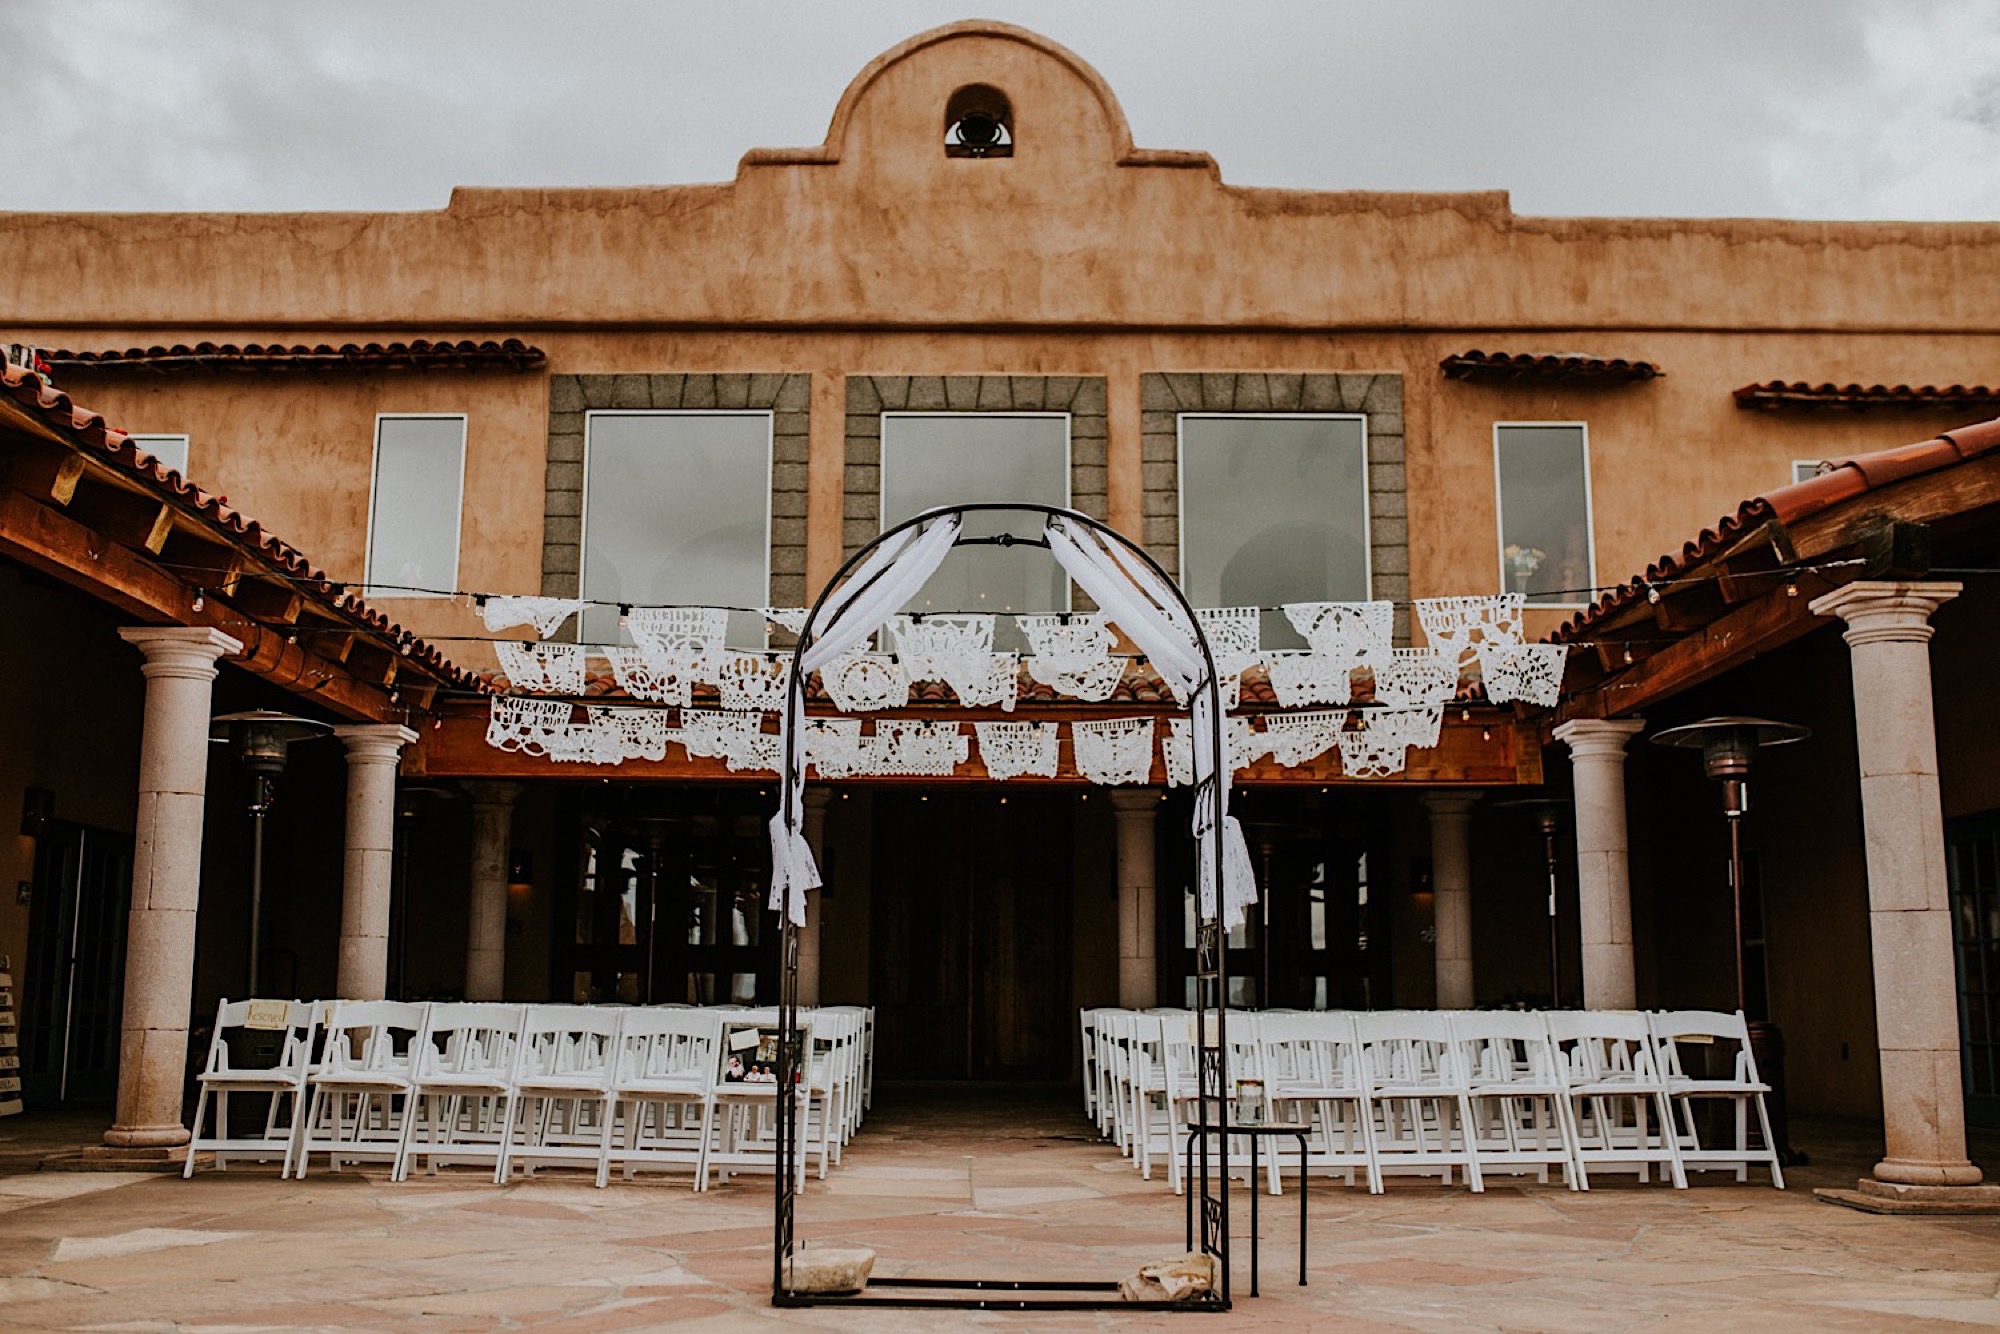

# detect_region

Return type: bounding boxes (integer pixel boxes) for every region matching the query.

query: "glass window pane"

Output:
[367,416,464,595]
[880,414,1069,637]
[130,434,189,475]
[582,412,771,643]
[1495,425,1594,605]
[1179,416,1369,648]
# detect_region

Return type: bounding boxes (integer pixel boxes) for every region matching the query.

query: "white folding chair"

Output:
[1450,1011,1580,1188]
[184,998,317,1178]
[1355,1010,1484,1191]
[1079,1009,1101,1123]
[497,1004,622,1185]
[294,999,426,1177]
[1650,1009,1784,1188]
[1261,1011,1376,1191]
[394,1003,524,1180]
[710,1012,811,1186]
[604,1007,722,1188]
[1546,1010,1686,1189]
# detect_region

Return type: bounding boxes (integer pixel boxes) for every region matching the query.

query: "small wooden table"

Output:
[1182,1121,1311,1296]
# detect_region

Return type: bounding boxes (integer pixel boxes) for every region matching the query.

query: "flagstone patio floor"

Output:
[5,1086,2000,1331]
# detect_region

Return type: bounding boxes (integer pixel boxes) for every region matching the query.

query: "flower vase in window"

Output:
[1504,544,1546,596]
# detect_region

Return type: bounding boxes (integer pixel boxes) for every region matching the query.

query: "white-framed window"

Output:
[1792,459,1825,485]
[364,414,466,597]
[1178,413,1370,647]
[879,412,1071,632]
[1494,422,1595,608]
[580,410,773,644]
[129,433,189,476]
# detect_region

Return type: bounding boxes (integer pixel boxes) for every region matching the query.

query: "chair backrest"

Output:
[320,999,427,1075]
[414,1002,524,1079]
[1448,1010,1561,1083]
[516,1004,623,1083]
[1649,1008,1758,1083]
[615,1007,722,1085]
[1544,1010,1662,1085]
[1354,1009,1458,1085]
[202,998,317,1078]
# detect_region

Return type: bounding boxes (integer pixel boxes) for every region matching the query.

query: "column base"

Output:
[1815,1178,2000,1215]
[44,1144,199,1174]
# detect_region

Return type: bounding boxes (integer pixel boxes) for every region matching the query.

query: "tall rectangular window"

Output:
[365,414,466,596]
[1494,422,1594,607]
[130,434,189,476]
[1178,414,1370,647]
[880,413,1070,628]
[581,411,772,643]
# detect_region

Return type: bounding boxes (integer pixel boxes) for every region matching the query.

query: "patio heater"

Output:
[1652,715,1810,1165]
[1493,798,1570,1007]
[211,710,329,995]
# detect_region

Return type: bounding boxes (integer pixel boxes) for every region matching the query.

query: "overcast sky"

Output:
[4,1,1999,220]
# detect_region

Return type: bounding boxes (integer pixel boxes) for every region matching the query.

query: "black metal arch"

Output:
[772,502,1237,1312]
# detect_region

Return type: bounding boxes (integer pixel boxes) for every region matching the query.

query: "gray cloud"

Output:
[2,0,1994,220]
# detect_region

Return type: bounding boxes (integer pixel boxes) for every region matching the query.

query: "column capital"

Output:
[1421,791,1481,819]
[462,780,523,808]
[1810,580,1962,647]
[333,723,419,764]
[1552,716,1646,758]
[1109,789,1163,816]
[118,625,243,679]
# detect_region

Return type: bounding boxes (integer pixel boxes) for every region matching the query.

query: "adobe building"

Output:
[3,22,1999,1200]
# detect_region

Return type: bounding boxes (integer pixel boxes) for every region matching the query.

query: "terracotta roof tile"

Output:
[1441,350,1661,384]
[1734,381,2000,413]
[0,362,481,690]
[40,338,545,374]
[1551,415,2000,645]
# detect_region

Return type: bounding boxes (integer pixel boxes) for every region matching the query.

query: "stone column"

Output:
[332,724,418,999]
[1110,791,1159,1008]
[1423,793,1480,1008]
[796,789,832,1006]
[100,627,242,1153]
[1552,717,1645,1010]
[462,781,521,1002]
[1813,580,1986,1194]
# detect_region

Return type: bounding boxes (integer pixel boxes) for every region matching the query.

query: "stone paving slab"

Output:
[7,1096,2000,1330]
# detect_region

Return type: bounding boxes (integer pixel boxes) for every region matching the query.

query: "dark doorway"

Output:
[870,791,1074,1080]
[1158,790,1393,1011]
[21,821,133,1107]
[562,788,780,1006]
[1947,812,2000,1131]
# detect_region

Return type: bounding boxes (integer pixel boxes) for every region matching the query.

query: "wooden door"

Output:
[871,792,1073,1080]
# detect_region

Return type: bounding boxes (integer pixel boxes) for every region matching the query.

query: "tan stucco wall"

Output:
[6,24,2000,671]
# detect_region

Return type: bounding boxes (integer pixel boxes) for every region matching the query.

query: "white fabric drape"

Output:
[1043,515,1258,929]
[770,512,964,924]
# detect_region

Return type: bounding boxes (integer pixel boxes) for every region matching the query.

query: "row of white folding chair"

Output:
[1081,1007,1781,1195]
[187,998,869,1187]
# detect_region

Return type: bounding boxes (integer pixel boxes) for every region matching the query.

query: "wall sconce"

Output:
[20,788,53,839]
[507,849,534,895]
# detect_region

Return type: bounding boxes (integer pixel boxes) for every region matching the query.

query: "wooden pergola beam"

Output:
[0,488,406,723]
[410,707,1540,786]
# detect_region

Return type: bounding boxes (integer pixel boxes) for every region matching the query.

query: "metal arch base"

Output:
[773,502,1239,1313]
[778,1277,1228,1312]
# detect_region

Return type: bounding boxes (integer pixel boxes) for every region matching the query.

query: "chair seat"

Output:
[310,1071,412,1092]
[412,1075,511,1093]
[613,1075,709,1096]
[198,1071,304,1090]
[1664,1079,1770,1095]
[514,1074,612,1094]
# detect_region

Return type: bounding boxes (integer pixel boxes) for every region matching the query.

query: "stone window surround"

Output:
[841,376,1109,563]
[1140,372,1409,644]
[542,373,810,612]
